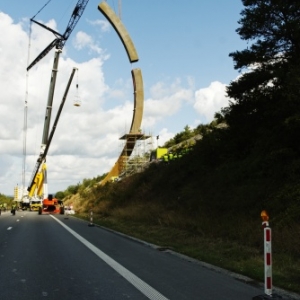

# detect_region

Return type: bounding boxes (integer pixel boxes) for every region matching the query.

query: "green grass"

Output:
[63,130,300,297]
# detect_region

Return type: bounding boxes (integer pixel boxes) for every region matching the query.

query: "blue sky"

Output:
[0,0,246,195]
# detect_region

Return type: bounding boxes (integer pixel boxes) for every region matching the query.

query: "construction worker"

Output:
[11,203,16,215]
[163,153,169,163]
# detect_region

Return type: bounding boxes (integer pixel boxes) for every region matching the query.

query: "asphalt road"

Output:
[0,210,298,300]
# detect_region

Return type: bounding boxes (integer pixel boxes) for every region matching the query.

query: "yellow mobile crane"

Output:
[25,0,89,212]
[27,66,78,213]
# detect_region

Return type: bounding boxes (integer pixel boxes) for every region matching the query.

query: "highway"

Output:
[0,210,296,300]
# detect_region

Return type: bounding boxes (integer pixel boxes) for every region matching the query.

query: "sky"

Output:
[0,0,246,196]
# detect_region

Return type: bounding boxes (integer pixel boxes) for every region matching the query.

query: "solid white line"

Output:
[7,227,12,230]
[50,215,169,300]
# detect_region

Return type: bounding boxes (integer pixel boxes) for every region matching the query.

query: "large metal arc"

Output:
[98,1,139,63]
[101,69,144,185]
[98,2,144,185]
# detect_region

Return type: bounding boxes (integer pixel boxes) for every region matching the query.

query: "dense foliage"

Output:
[222,0,300,159]
[0,193,13,206]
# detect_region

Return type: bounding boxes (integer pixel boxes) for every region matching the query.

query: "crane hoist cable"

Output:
[118,0,122,20]
[31,0,52,20]
[106,0,122,19]
[21,19,35,197]
[22,2,53,195]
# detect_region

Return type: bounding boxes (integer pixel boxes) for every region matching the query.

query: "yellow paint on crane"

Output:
[28,163,46,197]
[37,163,46,196]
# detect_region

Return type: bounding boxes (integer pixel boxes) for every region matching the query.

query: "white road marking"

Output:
[50,215,169,300]
[7,227,12,230]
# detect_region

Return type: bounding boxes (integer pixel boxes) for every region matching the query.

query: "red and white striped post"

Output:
[253,211,281,300]
[261,210,273,297]
[264,225,272,295]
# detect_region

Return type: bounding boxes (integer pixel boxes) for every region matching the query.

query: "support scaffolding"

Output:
[98,2,147,186]
[119,132,151,177]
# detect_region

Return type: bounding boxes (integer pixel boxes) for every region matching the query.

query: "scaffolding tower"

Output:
[119,131,151,177]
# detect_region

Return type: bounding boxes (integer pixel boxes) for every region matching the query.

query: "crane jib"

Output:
[27,0,89,71]
[27,68,77,193]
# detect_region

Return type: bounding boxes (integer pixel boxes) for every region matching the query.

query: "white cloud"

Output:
[194,81,230,123]
[0,11,233,196]
[73,31,93,49]
[144,80,193,124]
[88,19,110,32]
[157,128,175,147]
[73,31,103,55]
[0,12,117,194]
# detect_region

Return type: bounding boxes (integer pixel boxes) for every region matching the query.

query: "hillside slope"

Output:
[64,126,300,294]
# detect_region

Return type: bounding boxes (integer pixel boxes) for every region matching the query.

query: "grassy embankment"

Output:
[64,138,300,294]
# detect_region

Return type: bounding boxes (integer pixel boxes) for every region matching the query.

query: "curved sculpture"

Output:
[129,68,144,134]
[98,2,145,185]
[101,69,144,184]
[98,1,139,63]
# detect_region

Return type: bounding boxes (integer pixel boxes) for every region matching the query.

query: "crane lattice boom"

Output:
[63,0,89,41]
[27,0,89,71]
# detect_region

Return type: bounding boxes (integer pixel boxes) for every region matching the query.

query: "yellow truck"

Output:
[30,198,42,211]
[150,148,168,162]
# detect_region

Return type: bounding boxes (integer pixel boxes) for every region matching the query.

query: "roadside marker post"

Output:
[64,206,69,219]
[88,209,94,227]
[252,211,282,300]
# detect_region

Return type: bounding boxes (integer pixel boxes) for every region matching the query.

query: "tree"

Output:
[222,0,300,155]
[164,125,195,148]
[228,0,300,98]
[55,191,66,199]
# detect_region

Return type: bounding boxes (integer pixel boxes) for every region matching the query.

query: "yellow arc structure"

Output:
[98,2,145,185]
[98,1,139,63]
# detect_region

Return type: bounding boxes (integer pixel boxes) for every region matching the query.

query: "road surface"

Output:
[0,210,298,300]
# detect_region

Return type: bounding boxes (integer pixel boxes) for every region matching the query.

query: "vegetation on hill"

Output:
[56,0,300,294]
[0,193,12,207]
[55,174,106,200]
